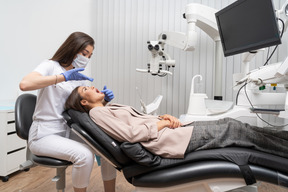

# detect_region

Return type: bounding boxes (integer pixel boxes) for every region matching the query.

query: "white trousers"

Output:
[28,120,116,188]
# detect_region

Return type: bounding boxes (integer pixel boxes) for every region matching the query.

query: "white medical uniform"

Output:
[28,60,116,188]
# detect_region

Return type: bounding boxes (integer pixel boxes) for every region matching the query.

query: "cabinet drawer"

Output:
[6,112,15,133]
[7,122,15,133]
[6,133,26,152]
[7,112,15,122]
[6,148,26,174]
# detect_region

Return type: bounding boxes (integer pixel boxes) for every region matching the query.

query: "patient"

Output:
[65,86,288,159]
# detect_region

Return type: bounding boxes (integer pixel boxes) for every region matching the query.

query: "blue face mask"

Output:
[72,54,90,68]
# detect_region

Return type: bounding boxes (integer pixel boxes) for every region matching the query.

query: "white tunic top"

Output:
[30,60,87,140]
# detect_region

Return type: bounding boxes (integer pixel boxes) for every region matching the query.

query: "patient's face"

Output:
[78,86,104,104]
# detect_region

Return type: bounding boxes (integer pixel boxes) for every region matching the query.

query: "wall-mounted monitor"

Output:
[215,0,281,57]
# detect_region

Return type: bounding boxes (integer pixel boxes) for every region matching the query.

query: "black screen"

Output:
[215,0,281,57]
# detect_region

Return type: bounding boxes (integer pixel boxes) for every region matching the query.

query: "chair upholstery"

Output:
[15,93,36,140]
[15,94,72,192]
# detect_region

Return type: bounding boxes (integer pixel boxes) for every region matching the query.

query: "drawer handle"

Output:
[8,120,15,124]
[7,147,26,155]
[7,131,17,135]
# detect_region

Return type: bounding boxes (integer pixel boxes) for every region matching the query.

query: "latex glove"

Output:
[61,68,94,82]
[95,154,101,166]
[101,85,114,102]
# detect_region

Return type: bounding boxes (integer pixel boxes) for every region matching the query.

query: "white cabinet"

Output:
[0,108,27,182]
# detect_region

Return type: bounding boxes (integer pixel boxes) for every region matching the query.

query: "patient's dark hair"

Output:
[65,86,88,113]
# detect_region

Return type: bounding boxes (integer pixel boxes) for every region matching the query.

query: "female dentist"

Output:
[19,32,116,192]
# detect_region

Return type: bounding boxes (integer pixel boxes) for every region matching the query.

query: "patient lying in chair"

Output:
[65,86,288,159]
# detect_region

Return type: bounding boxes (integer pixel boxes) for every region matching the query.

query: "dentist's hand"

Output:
[101,85,114,102]
[61,68,94,82]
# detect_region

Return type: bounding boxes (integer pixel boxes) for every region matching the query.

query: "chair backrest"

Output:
[15,94,37,140]
[65,109,132,166]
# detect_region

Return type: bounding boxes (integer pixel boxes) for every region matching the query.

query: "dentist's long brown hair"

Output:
[51,32,94,68]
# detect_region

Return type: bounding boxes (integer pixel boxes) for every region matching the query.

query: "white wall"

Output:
[0,0,94,101]
[92,0,288,117]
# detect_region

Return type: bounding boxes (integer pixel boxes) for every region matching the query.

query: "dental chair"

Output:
[15,94,72,192]
[63,109,288,192]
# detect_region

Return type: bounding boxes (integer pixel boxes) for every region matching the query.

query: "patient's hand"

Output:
[157,120,171,131]
[159,114,182,128]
